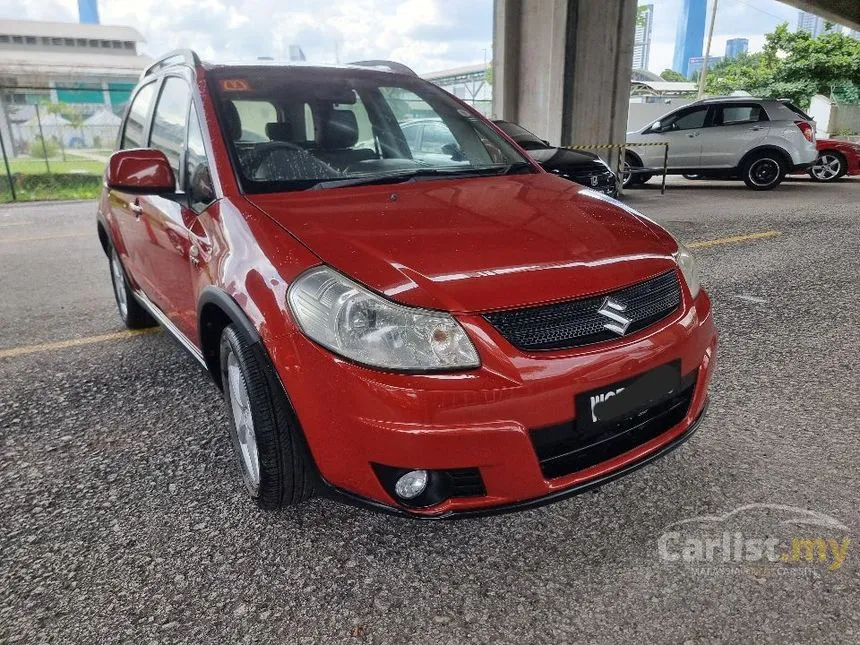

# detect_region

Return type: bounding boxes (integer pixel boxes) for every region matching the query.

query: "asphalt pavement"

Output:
[1,176,858,644]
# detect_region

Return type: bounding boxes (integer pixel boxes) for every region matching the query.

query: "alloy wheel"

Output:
[226,350,260,492]
[748,157,780,187]
[110,251,128,319]
[810,153,843,181]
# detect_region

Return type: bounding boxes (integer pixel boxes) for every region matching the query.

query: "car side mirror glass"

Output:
[107,149,176,194]
[441,142,465,161]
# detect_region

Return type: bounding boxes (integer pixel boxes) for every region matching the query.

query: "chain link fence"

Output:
[0,86,130,202]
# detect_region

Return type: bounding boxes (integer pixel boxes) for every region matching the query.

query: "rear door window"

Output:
[121,82,157,149]
[719,104,766,125]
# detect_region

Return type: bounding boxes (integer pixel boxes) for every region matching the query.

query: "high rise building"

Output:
[796,10,843,37]
[687,55,722,80]
[78,0,100,25]
[632,4,654,70]
[672,0,707,78]
[724,38,748,59]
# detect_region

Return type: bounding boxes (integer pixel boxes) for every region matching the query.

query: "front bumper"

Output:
[272,286,717,517]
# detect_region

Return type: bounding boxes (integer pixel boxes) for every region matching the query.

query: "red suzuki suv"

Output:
[97,51,717,517]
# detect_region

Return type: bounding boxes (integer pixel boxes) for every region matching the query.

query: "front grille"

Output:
[531,372,696,480]
[484,270,681,351]
[571,168,615,188]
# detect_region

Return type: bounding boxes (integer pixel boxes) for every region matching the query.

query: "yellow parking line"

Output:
[689,230,781,248]
[0,232,90,244]
[0,328,162,359]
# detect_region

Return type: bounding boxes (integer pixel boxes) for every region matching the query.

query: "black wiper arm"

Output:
[309,163,533,190]
[309,171,423,190]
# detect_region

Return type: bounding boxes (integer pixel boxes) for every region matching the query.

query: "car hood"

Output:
[527,147,604,169]
[246,173,678,313]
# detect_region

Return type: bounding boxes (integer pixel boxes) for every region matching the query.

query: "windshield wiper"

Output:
[309,162,534,190]
[309,171,423,190]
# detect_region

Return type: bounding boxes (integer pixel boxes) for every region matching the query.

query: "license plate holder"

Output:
[576,361,682,432]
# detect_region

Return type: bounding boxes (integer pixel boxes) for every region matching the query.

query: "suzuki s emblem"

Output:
[597,297,632,335]
[590,176,599,187]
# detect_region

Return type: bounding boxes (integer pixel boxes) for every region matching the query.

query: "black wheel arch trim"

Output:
[738,145,792,170]
[197,286,262,347]
[323,400,709,520]
[625,149,643,166]
[197,287,263,384]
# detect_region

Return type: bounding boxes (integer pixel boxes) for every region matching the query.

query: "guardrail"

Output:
[564,142,670,195]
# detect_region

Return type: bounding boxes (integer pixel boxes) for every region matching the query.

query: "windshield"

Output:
[210,67,534,192]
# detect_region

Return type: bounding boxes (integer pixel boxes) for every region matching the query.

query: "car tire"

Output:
[622,152,643,189]
[742,152,785,191]
[808,151,846,182]
[219,324,316,509]
[109,247,156,329]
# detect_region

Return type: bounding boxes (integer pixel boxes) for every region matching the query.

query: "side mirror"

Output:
[650,121,662,133]
[441,142,465,161]
[541,139,551,147]
[107,149,176,194]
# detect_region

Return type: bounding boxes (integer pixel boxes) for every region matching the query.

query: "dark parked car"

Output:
[494,120,618,197]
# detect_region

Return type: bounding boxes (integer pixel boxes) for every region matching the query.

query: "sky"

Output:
[0,0,837,75]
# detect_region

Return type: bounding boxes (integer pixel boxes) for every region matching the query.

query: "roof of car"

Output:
[143,49,418,79]
[692,96,776,104]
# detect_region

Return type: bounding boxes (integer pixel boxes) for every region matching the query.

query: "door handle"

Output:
[686,132,700,138]
[749,126,763,131]
[130,200,143,219]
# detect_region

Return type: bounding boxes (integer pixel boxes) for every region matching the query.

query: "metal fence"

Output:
[0,86,128,202]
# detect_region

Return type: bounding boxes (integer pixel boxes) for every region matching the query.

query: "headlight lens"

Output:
[674,242,700,299]
[287,266,480,371]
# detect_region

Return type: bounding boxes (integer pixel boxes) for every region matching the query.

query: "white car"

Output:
[626,97,817,190]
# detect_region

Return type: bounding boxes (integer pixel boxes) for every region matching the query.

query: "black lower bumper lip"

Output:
[323,400,708,520]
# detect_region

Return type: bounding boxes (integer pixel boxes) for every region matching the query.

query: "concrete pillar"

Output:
[493,0,637,172]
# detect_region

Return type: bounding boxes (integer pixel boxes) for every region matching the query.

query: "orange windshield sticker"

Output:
[220,79,251,91]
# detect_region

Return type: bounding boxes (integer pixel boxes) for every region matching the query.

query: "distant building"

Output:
[632,4,654,70]
[672,0,706,78]
[422,64,492,115]
[796,10,846,37]
[0,20,150,109]
[687,56,722,80]
[724,38,748,59]
[0,19,150,154]
[78,0,100,25]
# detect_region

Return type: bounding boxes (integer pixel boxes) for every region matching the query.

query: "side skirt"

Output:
[131,289,207,370]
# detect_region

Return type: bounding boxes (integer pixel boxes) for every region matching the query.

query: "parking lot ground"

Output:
[1,177,859,644]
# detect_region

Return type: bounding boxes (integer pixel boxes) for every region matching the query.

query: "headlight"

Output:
[674,242,700,299]
[287,266,480,371]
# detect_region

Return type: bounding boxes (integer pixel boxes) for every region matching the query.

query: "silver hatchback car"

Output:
[626,97,818,190]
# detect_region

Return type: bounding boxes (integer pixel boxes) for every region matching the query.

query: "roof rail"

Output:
[142,49,202,78]
[348,59,417,76]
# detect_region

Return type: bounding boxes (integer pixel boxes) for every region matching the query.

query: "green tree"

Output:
[705,22,860,107]
[660,69,687,82]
